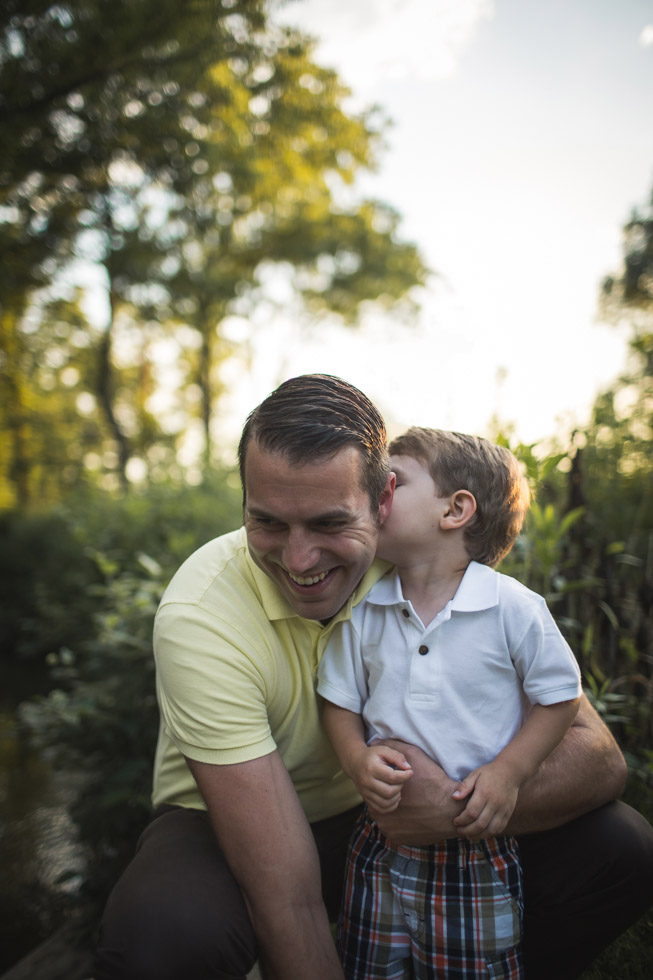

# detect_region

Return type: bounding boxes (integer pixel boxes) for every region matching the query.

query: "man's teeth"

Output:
[288,570,329,586]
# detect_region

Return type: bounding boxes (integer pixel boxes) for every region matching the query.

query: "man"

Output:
[95,374,653,980]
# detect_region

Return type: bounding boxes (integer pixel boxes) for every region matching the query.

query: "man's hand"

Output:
[368,739,464,844]
[452,761,520,840]
[350,742,413,813]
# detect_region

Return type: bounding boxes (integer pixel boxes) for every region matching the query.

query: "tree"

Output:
[0,293,104,506]
[596,188,653,519]
[1,0,428,501]
[563,187,653,753]
[0,1,265,286]
[1,0,266,498]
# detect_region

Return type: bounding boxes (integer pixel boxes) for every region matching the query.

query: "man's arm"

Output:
[452,698,580,839]
[372,695,626,845]
[505,693,626,835]
[186,750,344,980]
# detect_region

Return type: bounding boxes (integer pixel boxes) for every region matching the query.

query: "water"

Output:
[0,660,87,973]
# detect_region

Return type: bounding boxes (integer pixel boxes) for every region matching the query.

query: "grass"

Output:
[579,913,653,979]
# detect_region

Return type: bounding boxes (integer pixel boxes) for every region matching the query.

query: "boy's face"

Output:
[377,454,448,564]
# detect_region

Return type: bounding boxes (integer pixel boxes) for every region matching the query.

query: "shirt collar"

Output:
[367,561,500,613]
[450,561,500,611]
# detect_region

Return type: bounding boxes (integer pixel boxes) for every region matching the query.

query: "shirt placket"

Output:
[401,605,443,702]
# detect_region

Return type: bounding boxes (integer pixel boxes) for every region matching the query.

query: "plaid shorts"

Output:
[337,811,523,979]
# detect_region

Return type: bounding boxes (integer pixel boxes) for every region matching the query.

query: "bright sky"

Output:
[215,0,653,454]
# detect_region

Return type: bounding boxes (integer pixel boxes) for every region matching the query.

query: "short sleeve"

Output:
[317,620,369,714]
[154,601,277,765]
[510,595,582,706]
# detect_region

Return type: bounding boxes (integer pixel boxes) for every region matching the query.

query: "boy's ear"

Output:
[440,490,477,530]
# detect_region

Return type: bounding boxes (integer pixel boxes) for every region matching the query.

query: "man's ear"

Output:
[378,472,396,525]
[440,489,476,530]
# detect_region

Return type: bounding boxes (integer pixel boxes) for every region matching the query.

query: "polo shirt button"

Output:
[418,645,429,655]
[402,609,410,618]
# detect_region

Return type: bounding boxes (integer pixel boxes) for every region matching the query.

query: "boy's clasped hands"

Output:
[351,741,521,840]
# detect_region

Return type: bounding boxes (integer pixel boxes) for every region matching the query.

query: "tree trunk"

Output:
[96,285,130,492]
[199,317,213,470]
[1,309,32,506]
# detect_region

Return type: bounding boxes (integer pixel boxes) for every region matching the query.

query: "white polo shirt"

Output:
[317,562,582,782]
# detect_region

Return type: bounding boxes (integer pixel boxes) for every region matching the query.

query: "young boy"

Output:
[317,427,582,980]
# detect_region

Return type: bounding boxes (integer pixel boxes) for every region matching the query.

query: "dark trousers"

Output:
[94,800,653,980]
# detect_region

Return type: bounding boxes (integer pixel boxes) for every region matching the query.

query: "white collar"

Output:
[368,561,500,613]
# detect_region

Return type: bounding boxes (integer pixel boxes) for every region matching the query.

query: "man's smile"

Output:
[286,568,333,587]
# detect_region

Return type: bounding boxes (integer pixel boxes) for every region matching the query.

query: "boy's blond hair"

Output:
[388,427,530,567]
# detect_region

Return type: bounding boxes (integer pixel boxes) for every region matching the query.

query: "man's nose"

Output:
[282,528,319,573]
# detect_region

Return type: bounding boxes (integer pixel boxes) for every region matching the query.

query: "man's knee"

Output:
[565,799,653,909]
[94,808,258,980]
[519,800,653,980]
[95,873,257,980]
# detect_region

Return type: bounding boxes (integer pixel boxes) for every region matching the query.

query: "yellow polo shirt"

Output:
[152,527,388,823]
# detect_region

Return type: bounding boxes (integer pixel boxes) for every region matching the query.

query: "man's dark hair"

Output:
[238,374,390,509]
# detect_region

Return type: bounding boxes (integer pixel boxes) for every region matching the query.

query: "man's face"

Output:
[244,441,393,621]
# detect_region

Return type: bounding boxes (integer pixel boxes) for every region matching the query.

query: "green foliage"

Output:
[58,469,243,576]
[498,428,652,787]
[20,552,164,908]
[501,430,653,980]
[497,185,653,837]
[1,471,242,665]
[1,0,266,285]
[579,918,653,980]
[508,498,586,600]
[17,472,242,910]
[1,0,427,502]
[0,508,98,661]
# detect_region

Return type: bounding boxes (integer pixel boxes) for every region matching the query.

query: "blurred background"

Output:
[1,1,652,976]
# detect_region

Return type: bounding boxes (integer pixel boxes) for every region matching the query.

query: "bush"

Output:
[17,471,243,913]
[20,553,166,909]
[1,470,243,663]
[0,509,98,662]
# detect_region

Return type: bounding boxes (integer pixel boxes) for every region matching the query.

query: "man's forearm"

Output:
[505,695,627,836]
[372,696,626,844]
[187,752,344,980]
[253,897,342,980]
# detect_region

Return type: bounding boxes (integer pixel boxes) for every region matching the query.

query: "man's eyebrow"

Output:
[311,509,354,521]
[244,505,277,518]
[246,506,354,521]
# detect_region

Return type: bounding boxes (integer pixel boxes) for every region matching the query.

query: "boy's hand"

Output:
[451,761,520,840]
[351,743,413,813]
